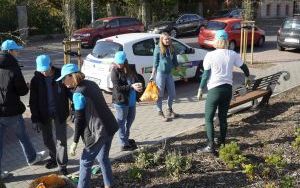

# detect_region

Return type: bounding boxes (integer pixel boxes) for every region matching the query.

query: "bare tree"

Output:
[62,0,76,40]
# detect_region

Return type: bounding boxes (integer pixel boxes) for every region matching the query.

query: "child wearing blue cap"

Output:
[196,30,251,155]
[0,40,46,179]
[29,54,70,175]
[111,51,143,151]
[57,63,119,188]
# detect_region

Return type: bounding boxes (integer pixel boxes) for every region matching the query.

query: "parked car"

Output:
[72,16,144,47]
[210,8,243,19]
[147,14,206,38]
[277,16,300,51]
[198,18,265,50]
[81,33,207,92]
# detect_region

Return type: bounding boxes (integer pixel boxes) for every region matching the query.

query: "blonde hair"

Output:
[70,72,85,87]
[214,39,229,49]
[159,32,174,55]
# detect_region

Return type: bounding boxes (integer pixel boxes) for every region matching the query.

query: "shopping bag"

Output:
[140,81,159,102]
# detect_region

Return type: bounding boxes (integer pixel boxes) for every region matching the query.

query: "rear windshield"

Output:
[283,20,300,30]
[92,41,123,59]
[206,21,227,30]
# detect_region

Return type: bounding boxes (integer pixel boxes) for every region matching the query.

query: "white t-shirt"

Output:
[203,49,243,90]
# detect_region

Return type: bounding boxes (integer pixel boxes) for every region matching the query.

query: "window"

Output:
[92,41,122,59]
[277,4,281,16]
[266,4,271,16]
[189,14,199,21]
[119,18,138,27]
[232,23,241,30]
[206,21,227,30]
[286,5,289,16]
[172,40,188,54]
[132,39,155,56]
[177,15,189,23]
[107,19,119,28]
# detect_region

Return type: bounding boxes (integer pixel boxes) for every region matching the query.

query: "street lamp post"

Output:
[91,0,95,27]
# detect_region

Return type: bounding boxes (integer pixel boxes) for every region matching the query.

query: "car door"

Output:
[103,18,120,37]
[130,38,156,81]
[228,22,241,46]
[175,15,190,34]
[119,18,136,34]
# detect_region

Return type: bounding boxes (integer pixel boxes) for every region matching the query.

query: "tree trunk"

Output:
[140,0,150,28]
[62,0,76,39]
[106,2,117,16]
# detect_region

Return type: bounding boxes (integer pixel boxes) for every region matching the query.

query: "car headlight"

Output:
[80,33,91,37]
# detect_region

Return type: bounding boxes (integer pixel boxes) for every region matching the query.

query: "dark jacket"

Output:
[29,67,69,124]
[73,80,118,148]
[111,67,140,105]
[0,52,28,117]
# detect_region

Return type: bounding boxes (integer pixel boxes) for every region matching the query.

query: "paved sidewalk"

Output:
[2,60,300,188]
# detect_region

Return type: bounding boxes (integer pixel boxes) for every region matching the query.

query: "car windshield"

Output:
[91,41,123,59]
[90,20,109,28]
[206,21,226,30]
[283,20,300,30]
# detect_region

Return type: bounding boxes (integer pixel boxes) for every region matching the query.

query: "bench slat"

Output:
[229,89,269,109]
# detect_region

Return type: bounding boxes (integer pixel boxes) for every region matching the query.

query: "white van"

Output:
[81,33,207,92]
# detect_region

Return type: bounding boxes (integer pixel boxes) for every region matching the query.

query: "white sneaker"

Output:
[28,151,47,166]
[0,171,11,179]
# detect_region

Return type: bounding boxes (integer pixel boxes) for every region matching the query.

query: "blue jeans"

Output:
[114,105,136,147]
[0,115,37,174]
[78,136,113,188]
[155,72,176,112]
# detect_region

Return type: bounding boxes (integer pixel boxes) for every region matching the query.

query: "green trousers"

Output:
[205,84,232,146]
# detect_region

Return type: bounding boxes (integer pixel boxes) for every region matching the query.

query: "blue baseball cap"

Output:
[1,40,23,51]
[114,51,126,64]
[215,30,228,40]
[56,63,79,81]
[36,55,51,72]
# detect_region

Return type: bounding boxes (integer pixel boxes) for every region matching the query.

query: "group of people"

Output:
[0,29,251,188]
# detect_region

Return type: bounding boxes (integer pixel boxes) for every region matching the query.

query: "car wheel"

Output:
[170,29,177,38]
[257,37,265,47]
[277,43,285,51]
[228,41,236,51]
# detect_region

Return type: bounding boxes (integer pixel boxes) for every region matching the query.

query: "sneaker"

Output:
[121,144,137,151]
[128,139,137,147]
[216,139,225,148]
[0,171,11,179]
[59,168,68,176]
[28,151,47,166]
[167,108,179,118]
[45,159,58,169]
[158,111,170,122]
[197,146,218,156]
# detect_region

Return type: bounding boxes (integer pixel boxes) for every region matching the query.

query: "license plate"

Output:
[284,38,299,43]
[204,40,214,45]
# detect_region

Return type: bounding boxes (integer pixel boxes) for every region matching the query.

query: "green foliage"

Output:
[280,175,296,188]
[242,163,256,180]
[292,128,300,151]
[128,166,143,181]
[218,141,246,169]
[265,152,287,170]
[242,0,254,21]
[164,151,192,180]
[135,149,155,169]
[0,0,18,33]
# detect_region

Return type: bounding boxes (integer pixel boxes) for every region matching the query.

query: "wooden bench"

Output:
[229,71,290,109]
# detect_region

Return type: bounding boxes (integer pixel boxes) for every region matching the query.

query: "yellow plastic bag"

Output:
[140,81,159,102]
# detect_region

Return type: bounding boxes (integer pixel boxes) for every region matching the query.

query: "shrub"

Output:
[128,166,143,181]
[242,163,256,180]
[280,175,296,188]
[265,153,287,170]
[218,141,246,169]
[165,151,192,180]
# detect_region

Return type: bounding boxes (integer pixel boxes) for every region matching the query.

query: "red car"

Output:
[72,16,144,47]
[198,18,265,50]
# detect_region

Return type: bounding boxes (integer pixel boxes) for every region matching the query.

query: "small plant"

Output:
[292,128,300,151]
[265,152,287,170]
[242,163,256,180]
[165,151,192,180]
[265,182,276,188]
[280,175,296,188]
[218,141,246,169]
[134,149,155,169]
[128,166,143,181]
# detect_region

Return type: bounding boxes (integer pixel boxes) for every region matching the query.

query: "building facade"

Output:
[256,0,299,18]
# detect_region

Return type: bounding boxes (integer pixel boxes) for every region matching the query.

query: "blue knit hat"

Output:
[36,55,51,72]
[114,51,126,64]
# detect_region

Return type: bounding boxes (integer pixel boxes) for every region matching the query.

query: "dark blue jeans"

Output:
[0,115,37,174]
[78,135,113,188]
[114,104,136,147]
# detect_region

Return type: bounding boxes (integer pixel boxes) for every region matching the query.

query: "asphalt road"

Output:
[18,34,300,106]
